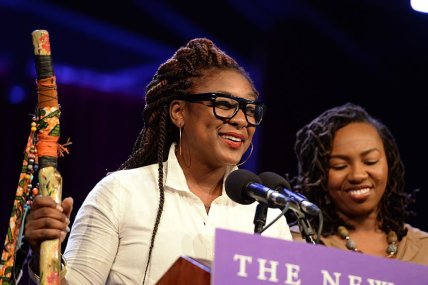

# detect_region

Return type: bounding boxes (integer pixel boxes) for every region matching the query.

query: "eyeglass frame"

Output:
[176,92,266,126]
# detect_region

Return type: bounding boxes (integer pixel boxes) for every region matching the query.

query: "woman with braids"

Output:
[23,38,292,284]
[290,102,428,265]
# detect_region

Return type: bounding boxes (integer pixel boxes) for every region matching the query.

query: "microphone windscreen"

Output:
[258,172,291,190]
[225,169,261,205]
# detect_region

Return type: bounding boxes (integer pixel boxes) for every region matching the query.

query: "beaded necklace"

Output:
[337,226,398,258]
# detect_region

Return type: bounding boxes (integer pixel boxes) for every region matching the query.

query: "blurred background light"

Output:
[411,0,428,13]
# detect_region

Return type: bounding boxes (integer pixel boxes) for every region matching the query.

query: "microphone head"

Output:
[259,171,321,216]
[258,172,291,190]
[225,169,262,205]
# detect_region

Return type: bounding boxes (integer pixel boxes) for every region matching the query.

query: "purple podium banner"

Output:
[213,228,428,285]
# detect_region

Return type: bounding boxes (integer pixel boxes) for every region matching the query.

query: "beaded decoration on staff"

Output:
[0,29,70,285]
[0,114,41,284]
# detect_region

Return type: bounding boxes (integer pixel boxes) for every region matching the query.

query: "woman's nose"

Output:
[229,108,248,127]
[348,163,368,182]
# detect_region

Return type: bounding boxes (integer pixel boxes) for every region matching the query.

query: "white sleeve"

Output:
[63,174,121,284]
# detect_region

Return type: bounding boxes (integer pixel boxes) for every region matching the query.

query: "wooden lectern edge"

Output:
[181,256,212,272]
[156,256,211,285]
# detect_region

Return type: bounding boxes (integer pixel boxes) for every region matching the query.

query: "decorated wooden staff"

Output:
[0,29,68,285]
[32,29,64,285]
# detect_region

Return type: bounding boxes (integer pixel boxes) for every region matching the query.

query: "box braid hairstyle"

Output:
[117,38,257,283]
[292,102,415,241]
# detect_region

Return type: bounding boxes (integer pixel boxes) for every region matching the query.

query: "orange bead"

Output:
[32,188,39,196]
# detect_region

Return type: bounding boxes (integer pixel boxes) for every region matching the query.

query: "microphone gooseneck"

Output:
[259,171,319,244]
[253,202,268,234]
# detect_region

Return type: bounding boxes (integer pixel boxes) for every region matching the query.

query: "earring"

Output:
[236,142,254,167]
[179,127,182,157]
[178,126,191,168]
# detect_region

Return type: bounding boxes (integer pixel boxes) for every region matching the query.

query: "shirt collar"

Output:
[164,143,238,196]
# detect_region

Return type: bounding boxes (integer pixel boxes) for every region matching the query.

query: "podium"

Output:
[157,229,428,285]
[156,256,211,285]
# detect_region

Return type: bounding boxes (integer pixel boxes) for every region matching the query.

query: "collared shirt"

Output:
[64,144,292,284]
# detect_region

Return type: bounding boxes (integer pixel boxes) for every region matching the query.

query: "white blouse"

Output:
[63,144,292,284]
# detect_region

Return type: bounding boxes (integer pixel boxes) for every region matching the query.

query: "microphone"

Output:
[225,169,291,207]
[258,172,320,216]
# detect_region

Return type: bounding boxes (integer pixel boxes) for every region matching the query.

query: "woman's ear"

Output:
[170,100,184,128]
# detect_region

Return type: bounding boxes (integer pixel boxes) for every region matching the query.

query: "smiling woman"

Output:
[22,37,292,285]
[290,102,428,266]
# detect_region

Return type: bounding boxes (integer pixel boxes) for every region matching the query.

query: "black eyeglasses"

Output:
[177,92,265,126]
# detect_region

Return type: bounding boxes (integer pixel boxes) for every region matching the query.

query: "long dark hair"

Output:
[118,38,256,283]
[293,102,415,240]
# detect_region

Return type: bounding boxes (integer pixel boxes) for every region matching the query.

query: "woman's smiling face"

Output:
[327,122,388,218]
[179,69,258,169]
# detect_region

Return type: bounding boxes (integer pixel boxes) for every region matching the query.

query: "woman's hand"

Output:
[24,196,74,253]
